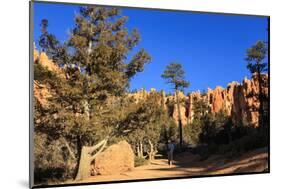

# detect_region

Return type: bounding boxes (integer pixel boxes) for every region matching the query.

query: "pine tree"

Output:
[161,63,189,150]
[187,97,229,146]
[186,97,209,145]
[35,5,151,181]
[38,19,60,57]
[245,40,268,129]
[123,92,165,161]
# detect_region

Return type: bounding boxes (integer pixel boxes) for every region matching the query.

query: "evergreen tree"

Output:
[245,40,268,129]
[186,97,210,144]
[38,19,60,57]
[35,5,151,181]
[161,63,189,149]
[186,97,227,145]
[124,92,165,161]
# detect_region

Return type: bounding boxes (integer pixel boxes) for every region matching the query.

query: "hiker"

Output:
[167,140,175,166]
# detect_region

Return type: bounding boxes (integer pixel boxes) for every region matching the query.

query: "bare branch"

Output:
[61,137,76,160]
[90,138,108,161]
[87,138,108,154]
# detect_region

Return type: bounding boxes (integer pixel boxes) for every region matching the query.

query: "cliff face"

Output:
[195,75,268,127]
[33,50,55,107]
[34,49,61,73]
[33,49,268,127]
[33,49,65,107]
[129,75,268,128]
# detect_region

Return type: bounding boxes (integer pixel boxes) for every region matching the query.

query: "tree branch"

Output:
[87,138,108,154]
[90,138,108,161]
[61,137,76,160]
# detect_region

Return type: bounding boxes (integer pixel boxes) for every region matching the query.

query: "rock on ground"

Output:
[93,140,134,175]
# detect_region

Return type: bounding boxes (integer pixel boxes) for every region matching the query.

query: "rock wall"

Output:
[34,49,61,73]
[33,49,56,107]
[199,75,268,127]
[33,49,64,107]
[129,75,268,128]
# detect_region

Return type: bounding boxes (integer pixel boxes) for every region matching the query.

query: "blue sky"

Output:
[33,2,268,94]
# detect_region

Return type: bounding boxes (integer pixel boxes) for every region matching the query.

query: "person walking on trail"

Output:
[167,140,175,166]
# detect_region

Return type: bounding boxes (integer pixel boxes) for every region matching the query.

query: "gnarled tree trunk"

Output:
[140,141,144,158]
[136,141,146,159]
[148,139,157,162]
[136,143,141,158]
[75,138,108,181]
[61,137,76,160]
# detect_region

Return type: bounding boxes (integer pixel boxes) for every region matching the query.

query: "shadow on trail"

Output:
[80,147,268,184]
[145,147,268,176]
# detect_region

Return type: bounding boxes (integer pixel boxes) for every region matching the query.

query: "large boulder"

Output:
[93,140,134,175]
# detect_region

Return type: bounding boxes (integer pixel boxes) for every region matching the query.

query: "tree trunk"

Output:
[75,146,93,181]
[140,141,144,158]
[136,141,147,159]
[136,143,141,158]
[148,139,157,162]
[257,71,264,130]
[83,100,90,121]
[75,138,108,181]
[61,137,76,160]
[74,135,82,178]
[161,90,169,143]
[175,89,183,150]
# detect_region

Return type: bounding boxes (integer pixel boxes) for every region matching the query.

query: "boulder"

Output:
[94,140,134,175]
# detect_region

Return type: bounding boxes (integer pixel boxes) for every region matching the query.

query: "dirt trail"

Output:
[76,147,268,183]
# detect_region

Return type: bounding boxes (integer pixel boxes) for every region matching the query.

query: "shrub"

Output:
[34,167,65,185]
[34,133,74,184]
[134,156,149,167]
[217,130,268,158]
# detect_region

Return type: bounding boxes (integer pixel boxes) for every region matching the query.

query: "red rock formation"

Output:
[186,91,201,123]
[33,80,51,107]
[169,91,188,126]
[186,75,268,127]
[127,88,150,103]
[33,49,65,107]
[34,50,61,73]
[173,103,188,126]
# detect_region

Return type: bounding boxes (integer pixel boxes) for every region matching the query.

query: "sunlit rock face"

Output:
[128,75,268,128]
[33,49,59,107]
[186,91,201,123]
[33,49,66,107]
[127,88,149,103]
[167,91,188,126]
[172,102,188,126]
[33,80,51,107]
[185,75,268,127]
[34,49,61,73]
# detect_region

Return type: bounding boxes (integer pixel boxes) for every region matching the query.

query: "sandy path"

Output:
[74,147,268,184]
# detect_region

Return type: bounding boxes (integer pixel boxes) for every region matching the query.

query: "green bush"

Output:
[194,128,268,160]
[217,130,268,158]
[34,133,74,184]
[134,156,149,167]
